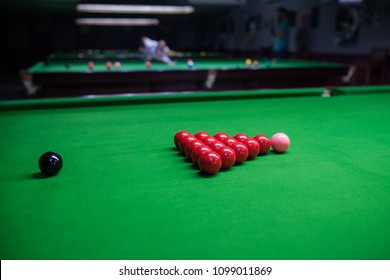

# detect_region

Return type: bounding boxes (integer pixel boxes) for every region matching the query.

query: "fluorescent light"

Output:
[339,0,363,2]
[77,4,195,14]
[75,18,159,26]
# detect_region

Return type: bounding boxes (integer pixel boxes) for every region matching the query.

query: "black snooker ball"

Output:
[38,152,63,176]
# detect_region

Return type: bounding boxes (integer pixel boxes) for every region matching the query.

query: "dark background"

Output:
[1,0,389,99]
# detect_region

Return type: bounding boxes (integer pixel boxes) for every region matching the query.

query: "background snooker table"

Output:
[1,86,390,260]
[25,59,347,97]
[47,49,226,61]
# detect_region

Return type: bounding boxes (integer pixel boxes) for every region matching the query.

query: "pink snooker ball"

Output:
[271,132,290,153]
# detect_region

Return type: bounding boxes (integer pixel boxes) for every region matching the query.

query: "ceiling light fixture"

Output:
[76,4,195,14]
[75,18,160,26]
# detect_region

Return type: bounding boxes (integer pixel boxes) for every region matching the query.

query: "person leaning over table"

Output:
[139,36,183,65]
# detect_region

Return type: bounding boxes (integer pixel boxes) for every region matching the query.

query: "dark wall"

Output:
[1,14,174,74]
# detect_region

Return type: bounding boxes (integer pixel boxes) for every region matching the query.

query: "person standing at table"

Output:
[271,7,291,59]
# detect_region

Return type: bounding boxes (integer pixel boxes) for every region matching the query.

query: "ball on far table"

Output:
[271,132,290,153]
[38,152,63,176]
[187,59,194,69]
[87,61,94,70]
[114,61,121,68]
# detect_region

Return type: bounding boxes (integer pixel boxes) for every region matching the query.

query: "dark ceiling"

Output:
[0,0,236,15]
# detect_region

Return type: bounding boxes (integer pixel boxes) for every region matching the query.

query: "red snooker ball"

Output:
[254,134,271,155]
[215,146,236,169]
[194,131,210,141]
[202,136,217,147]
[114,61,121,68]
[145,61,151,68]
[222,137,238,147]
[184,140,203,158]
[230,142,248,164]
[208,141,225,151]
[242,138,260,159]
[198,151,222,175]
[174,130,191,149]
[233,133,249,142]
[271,132,290,153]
[179,135,196,153]
[106,61,112,70]
[214,132,230,142]
[191,145,212,165]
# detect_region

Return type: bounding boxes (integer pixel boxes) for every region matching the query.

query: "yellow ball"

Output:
[245,59,252,65]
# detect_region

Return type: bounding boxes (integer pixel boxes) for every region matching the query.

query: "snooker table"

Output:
[1,86,390,260]
[25,59,347,97]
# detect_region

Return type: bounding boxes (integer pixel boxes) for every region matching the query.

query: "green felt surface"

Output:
[1,86,390,260]
[28,59,344,73]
